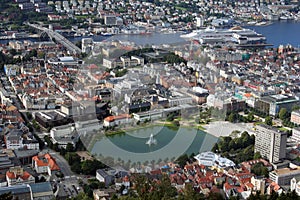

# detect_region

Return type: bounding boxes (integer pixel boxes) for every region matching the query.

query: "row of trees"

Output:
[226,111,255,123]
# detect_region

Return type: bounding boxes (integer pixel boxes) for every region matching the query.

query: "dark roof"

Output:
[0,184,31,195]
[96,169,110,178]
[14,149,39,158]
[30,182,53,194]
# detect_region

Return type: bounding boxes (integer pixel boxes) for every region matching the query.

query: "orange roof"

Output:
[245,182,254,189]
[6,171,15,179]
[33,154,60,171]
[269,182,281,191]
[6,171,32,180]
[104,114,131,122]
[244,93,252,98]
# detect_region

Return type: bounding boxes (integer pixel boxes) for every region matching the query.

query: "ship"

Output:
[146,134,157,145]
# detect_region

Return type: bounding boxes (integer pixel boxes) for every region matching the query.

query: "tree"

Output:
[251,162,269,177]
[248,112,254,122]
[179,183,203,200]
[279,108,289,121]
[37,51,45,59]
[211,143,219,153]
[265,116,273,126]
[253,152,262,160]
[176,154,189,168]
[66,143,74,152]
[228,113,236,122]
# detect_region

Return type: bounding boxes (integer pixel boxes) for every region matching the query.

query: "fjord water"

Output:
[91,126,218,163]
[247,21,300,47]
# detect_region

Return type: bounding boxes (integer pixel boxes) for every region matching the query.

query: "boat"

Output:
[146,134,157,146]
[247,21,257,25]
[101,32,113,36]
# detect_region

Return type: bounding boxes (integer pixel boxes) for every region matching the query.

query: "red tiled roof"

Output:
[33,153,60,171]
[6,170,32,180]
[104,114,131,122]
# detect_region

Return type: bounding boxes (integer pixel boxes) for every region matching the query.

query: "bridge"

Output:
[27,23,82,55]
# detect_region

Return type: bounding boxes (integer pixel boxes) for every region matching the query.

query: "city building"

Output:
[29,182,54,200]
[0,184,32,200]
[96,169,115,187]
[292,127,300,142]
[103,56,144,69]
[103,114,132,127]
[255,124,287,163]
[207,94,246,112]
[6,166,35,186]
[250,176,266,194]
[104,15,117,25]
[4,129,39,150]
[269,165,300,185]
[194,152,235,168]
[254,94,299,116]
[291,177,300,196]
[291,110,300,125]
[32,153,60,176]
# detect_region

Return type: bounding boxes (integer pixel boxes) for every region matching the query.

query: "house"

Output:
[32,153,60,176]
[6,166,35,186]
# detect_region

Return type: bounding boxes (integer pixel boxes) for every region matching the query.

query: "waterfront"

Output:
[106,32,186,46]
[91,125,218,163]
[246,21,300,47]
[2,21,300,47]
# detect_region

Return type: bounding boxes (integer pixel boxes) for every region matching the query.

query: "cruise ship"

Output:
[180,26,266,45]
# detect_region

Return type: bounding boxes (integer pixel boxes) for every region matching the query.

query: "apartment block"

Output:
[254,124,287,163]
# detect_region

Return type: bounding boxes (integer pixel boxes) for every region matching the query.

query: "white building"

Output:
[194,152,235,168]
[269,164,300,185]
[196,16,204,27]
[292,127,300,142]
[254,124,287,163]
[6,166,35,186]
[251,176,266,194]
[291,177,300,196]
[103,114,132,127]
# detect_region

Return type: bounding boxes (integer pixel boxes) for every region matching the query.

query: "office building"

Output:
[254,124,287,163]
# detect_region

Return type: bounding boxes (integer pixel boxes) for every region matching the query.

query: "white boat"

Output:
[247,21,257,25]
[146,134,157,145]
[180,29,204,38]
[101,32,113,36]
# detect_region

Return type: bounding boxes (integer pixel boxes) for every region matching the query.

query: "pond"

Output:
[91,125,218,164]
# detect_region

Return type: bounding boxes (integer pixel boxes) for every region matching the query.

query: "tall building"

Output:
[291,110,300,125]
[254,124,287,163]
[196,16,204,27]
[104,15,117,25]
